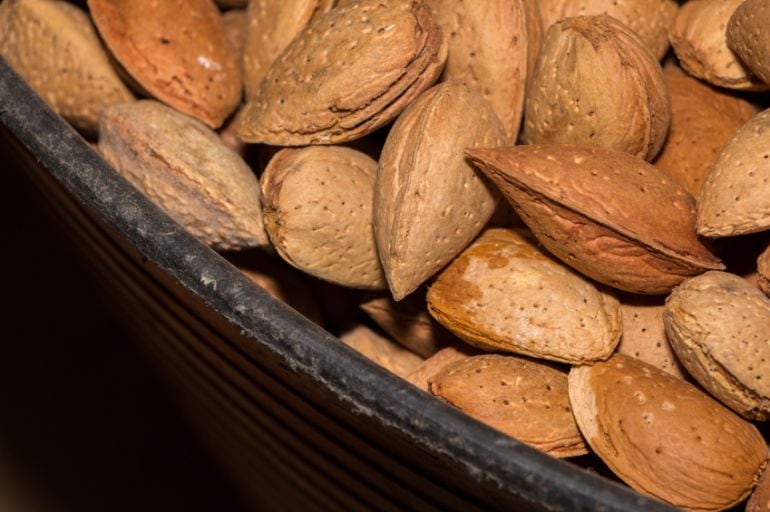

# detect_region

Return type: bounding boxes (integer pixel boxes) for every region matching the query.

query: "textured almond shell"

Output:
[340,325,423,377]
[467,145,724,294]
[89,0,242,128]
[427,228,621,364]
[664,271,770,420]
[748,466,770,512]
[759,245,770,297]
[727,0,770,86]
[669,0,768,91]
[374,80,505,300]
[425,0,542,142]
[430,354,588,458]
[237,0,448,145]
[98,100,267,251]
[261,146,386,290]
[404,344,478,391]
[523,15,671,161]
[569,354,768,510]
[0,0,133,134]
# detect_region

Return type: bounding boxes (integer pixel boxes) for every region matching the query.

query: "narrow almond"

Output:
[340,325,424,377]
[727,0,770,86]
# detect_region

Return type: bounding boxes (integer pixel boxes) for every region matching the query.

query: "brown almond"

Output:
[466,145,724,294]
[569,354,768,510]
[698,108,770,238]
[427,229,621,364]
[237,0,447,146]
[242,0,335,99]
[89,0,242,128]
[260,146,386,290]
[404,344,479,391]
[374,81,505,300]
[98,100,267,251]
[425,0,542,142]
[664,271,770,420]
[222,8,247,69]
[538,0,678,60]
[748,464,770,512]
[0,0,133,134]
[654,64,760,197]
[727,0,770,86]
[523,15,671,161]
[340,325,424,377]
[669,0,768,91]
[759,245,770,297]
[430,354,588,458]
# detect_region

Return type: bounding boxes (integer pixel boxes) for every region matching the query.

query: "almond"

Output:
[698,108,770,238]
[0,0,133,134]
[664,271,770,420]
[222,8,247,69]
[466,145,724,294]
[98,100,267,251]
[759,245,770,297]
[89,0,242,128]
[425,0,542,142]
[404,344,478,391]
[569,354,768,510]
[523,15,670,161]
[427,229,621,364]
[748,465,770,512]
[237,0,447,145]
[727,0,770,87]
[260,146,386,290]
[430,354,588,458]
[340,325,424,377]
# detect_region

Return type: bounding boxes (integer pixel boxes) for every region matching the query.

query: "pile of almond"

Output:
[3,0,770,509]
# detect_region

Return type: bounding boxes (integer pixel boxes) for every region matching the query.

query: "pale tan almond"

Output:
[748,464,770,512]
[669,0,768,91]
[430,354,588,458]
[523,15,671,161]
[404,344,479,391]
[759,245,770,297]
[427,229,621,364]
[727,0,770,86]
[340,325,424,377]
[425,0,542,142]
[0,0,133,134]
[260,146,386,290]
[664,271,770,420]
[374,80,506,300]
[698,108,770,237]
[89,0,242,128]
[98,100,268,251]
[569,354,768,510]
[237,0,447,145]
[466,145,724,294]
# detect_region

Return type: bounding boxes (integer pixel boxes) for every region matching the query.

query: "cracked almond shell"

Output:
[523,15,671,161]
[727,0,770,87]
[664,271,770,420]
[569,354,768,510]
[237,0,448,146]
[466,145,724,294]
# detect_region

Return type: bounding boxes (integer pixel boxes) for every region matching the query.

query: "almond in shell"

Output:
[748,464,770,512]
[759,244,770,297]
[404,344,478,392]
[727,0,770,87]
[340,325,424,377]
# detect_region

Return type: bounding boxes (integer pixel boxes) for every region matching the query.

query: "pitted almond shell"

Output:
[664,271,770,420]
[727,0,770,86]
[523,15,671,162]
[569,354,768,510]
[759,245,770,297]
[0,0,133,134]
[237,0,447,146]
[374,80,505,301]
[427,228,621,364]
[466,145,723,294]
[89,0,242,128]
[430,354,588,458]
[98,100,268,251]
[340,325,424,377]
[404,344,479,391]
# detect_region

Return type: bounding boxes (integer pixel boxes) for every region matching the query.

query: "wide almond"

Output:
[727,0,770,86]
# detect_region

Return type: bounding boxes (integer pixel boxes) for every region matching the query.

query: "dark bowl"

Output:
[0,57,672,512]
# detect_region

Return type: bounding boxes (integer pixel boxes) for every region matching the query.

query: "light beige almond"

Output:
[466,145,724,294]
[698,108,770,237]
[664,271,770,420]
[404,344,479,392]
[242,0,335,99]
[238,0,447,145]
[374,80,506,300]
[669,0,768,91]
[427,229,621,364]
[538,0,678,60]
[98,100,268,251]
[727,0,770,86]
[523,15,671,161]
[654,64,760,197]
[0,0,133,134]
[569,354,768,510]
[260,146,386,290]
[340,325,424,377]
[425,0,542,142]
[748,464,770,512]
[759,245,770,296]
[430,354,588,458]
[89,0,242,128]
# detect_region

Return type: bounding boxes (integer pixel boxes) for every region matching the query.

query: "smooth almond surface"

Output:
[727,0,770,86]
